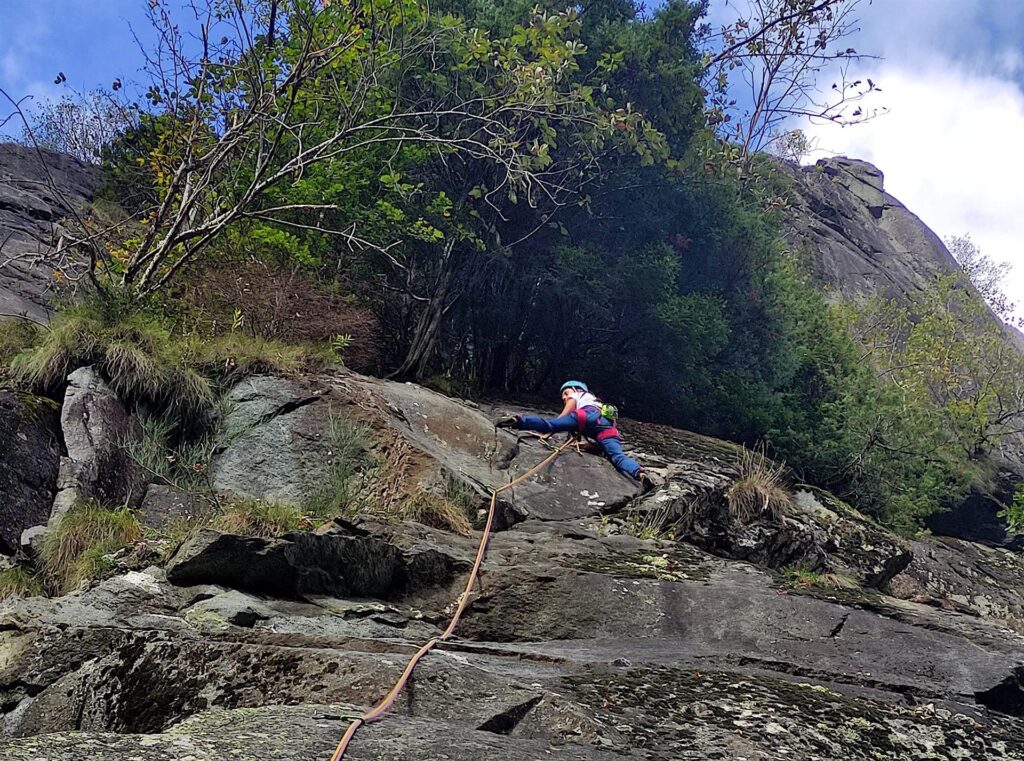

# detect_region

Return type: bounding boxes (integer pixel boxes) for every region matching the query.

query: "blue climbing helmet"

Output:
[560,380,588,394]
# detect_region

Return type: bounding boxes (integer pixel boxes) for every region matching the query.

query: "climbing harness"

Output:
[574,407,619,441]
[328,437,576,760]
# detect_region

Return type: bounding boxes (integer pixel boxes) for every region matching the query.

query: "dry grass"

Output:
[213,500,308,538]
[38,500,143,594]
[177,258,381,372]
[784,567,859,591]
[726,447,792,524]
[402,478,478,536]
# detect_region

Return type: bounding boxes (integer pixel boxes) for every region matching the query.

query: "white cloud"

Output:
[800,57,1024,317]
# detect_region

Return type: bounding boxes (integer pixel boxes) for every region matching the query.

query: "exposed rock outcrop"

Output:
[48,366,145,524]
[0,143,100,322]
[0,391,60,554]
[2,369,1024,760]
[781,157,961,302]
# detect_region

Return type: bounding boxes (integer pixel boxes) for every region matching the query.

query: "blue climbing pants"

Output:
[516,407,642,479]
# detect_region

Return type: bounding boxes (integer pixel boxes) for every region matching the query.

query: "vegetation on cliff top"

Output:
[4,0,1021,532]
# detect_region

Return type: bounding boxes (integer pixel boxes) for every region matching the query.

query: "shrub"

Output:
[998,484,1024,534]
[38,501,143,594]
[0,567,47,600]
[726,448,792,524]
[213,500,307,538]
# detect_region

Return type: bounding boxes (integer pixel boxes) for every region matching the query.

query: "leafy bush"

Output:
[998,484,1024,534]
[38,501,142,594]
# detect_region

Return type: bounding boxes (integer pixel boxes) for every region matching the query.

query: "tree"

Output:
[841,276,1024,525]
[701,0,884,167]
[946,234,1020,327]
[18,90,137,164]
[3,0,652,304]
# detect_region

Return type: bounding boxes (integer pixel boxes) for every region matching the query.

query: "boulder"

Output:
[211,375,336,504]
[0,391,60,553]
[886,534,1024,631]
[165,525,468,599]
[49,367,145,523]
[138,484,202,529]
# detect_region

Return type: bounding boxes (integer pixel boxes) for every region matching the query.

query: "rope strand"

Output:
[329,438,572,760]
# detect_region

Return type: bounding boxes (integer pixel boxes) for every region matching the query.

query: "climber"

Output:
[495,380,656,492]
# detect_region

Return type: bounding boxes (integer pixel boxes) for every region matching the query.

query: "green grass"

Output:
[9,297,333,423]
[38,500,143,594]
[0,319,39,379]
[0,566,47,600]
[303,413,372,518]
[783,566,858,591]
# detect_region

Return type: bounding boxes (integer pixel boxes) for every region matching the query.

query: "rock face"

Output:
[4,369,1024,760]
[782,155,1024,528]
[781,157,962,302]
[49,366,144,524]
[0,143,100,322]
[0,391,60,554]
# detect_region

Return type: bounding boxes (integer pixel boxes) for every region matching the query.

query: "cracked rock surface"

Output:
[2,369,1024,759]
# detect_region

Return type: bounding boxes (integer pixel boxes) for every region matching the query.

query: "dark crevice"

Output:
[254,391,328,427]
[829,613,850,638]
[975,667,1024,717]
[475,695,543,734]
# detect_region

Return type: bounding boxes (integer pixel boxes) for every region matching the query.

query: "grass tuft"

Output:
[38,500,143,595]
[0,566,47,600]
[401,477,478,536]
[10,298,327,424]
[213,500,307,538]
[784,567,859,591]
[727,447,792,524]
[303,414,372,519]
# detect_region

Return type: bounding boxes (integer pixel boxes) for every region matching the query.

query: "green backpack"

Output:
[600,403,619,421]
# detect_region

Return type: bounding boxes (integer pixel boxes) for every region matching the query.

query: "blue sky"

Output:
[1,0,1021,313]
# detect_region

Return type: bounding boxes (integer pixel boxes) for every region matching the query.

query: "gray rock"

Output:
[886,534,1024,630]
[139,484,202,529]
[211,375,336,504]
[165,526,468,599]
[781,157,960,303]
[49,366,145,523]
[0,391,60,553]
[0,143,100,322]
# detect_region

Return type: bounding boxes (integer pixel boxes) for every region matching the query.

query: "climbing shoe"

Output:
[494,415,519,430]
[636,469,656,493]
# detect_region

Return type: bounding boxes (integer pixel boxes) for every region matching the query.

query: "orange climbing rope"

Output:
[329,437,574,761]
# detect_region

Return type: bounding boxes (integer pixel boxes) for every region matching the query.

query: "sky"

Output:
[0,0,1021,315]
[737,0,1024,318]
